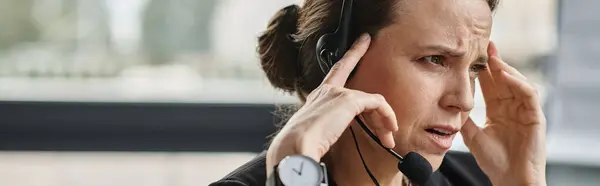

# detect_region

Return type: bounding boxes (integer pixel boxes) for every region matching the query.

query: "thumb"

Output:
[460,117,483,147]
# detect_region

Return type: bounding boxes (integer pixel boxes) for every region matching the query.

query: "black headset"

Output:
[315,0,353,73]
[314,0,433,185]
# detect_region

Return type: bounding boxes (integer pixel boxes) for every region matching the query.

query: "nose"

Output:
[439,71,475,113]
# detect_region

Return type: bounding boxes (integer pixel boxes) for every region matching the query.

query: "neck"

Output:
[326,124,406,186]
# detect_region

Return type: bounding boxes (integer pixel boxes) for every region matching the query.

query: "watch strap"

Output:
[266,164,283,186]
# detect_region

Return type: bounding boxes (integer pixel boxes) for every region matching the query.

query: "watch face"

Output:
[277,155,323,186]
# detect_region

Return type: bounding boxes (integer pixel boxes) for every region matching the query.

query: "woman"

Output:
[211,0,547,185]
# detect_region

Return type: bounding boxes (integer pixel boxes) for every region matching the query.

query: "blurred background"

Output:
[0,0,598,185]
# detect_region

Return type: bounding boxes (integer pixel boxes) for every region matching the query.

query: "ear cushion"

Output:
[316,33,336,74]
[315,0,353,75]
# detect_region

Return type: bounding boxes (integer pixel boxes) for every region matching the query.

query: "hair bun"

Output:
[278,5,300,38]
[257,4,301,93]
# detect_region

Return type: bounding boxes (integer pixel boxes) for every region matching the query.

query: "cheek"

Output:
[354,57,444,127]
[460,112,470,124]
[385,68,433,116]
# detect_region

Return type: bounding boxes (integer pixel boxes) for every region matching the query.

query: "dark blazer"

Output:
[209,150,492,186]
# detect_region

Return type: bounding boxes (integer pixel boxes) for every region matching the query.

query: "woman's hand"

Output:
[461,41,547,186]
[266,34,399,174]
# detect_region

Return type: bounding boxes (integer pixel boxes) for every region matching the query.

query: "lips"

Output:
[425,128,454,136]
[424,125,459,150]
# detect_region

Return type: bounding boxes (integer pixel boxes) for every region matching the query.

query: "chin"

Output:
[400,134,454,171]
[419,151,447,171]
[393,146,446,171]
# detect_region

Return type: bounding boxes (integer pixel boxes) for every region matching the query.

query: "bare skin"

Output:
[267,0,547,185]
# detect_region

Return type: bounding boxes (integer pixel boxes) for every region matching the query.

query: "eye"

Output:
[470,64,488,77]
[418,55,445,66]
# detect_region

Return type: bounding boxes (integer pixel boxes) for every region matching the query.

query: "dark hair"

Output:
[258,0,499,131]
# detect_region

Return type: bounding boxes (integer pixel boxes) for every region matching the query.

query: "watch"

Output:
[266,154,329,186]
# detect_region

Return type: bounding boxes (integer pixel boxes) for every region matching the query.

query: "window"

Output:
[0,0,555,105]
[0,0,301,104]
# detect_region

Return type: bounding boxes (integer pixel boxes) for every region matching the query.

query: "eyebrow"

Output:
[421,45,489,64]
[475,56,489,64]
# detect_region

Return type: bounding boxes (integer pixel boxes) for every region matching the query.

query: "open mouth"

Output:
[425,128,454,136]
[424,127,457,150]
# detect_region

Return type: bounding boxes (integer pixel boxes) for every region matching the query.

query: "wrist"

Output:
[266,132,303,174]
[266,128,328,177]
[266,153,329,186]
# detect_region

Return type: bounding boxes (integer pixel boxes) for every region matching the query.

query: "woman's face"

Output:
[347,0,493,169]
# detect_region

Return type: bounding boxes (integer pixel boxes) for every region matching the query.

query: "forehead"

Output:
[385,0,493,52]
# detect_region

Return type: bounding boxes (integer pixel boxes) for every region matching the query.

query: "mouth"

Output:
[424,125,459,150]
[425,128,455,136]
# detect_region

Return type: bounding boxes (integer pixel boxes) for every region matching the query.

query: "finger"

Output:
[321,33,371,86]
[358,95,397,149]
[365,108,398,132]
[490,57,522,99]
[501,71,542,110]
[354,114,395,148]
[488,40,499,58]
[478,67,499,106]
[487,42,513,100]
[356,112,378,139]
[460,117,483,147]
[375,128,396,149]
[492,56,527,80]
[369,93,399,132]
[344,91,398,133]
[360,112,376,131]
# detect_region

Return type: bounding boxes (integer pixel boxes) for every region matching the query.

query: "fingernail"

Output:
[492,56,504,64]
[488,41,502,59]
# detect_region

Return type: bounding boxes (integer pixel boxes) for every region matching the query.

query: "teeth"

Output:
[433,128,452,135]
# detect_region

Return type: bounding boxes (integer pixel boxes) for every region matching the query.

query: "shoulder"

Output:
[209,150,491,186]
[209,151,268,186]
[436,150,493,186]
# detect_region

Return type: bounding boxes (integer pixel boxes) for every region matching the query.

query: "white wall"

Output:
[490,0,558,64]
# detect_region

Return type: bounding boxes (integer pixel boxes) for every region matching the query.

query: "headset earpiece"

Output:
[316,33,336,73]
[316,0,353,75]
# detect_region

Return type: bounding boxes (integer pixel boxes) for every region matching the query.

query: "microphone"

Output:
[354,116,433,185]
[398,152,433,185]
